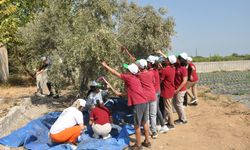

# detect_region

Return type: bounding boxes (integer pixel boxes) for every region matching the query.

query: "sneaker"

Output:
[151,132,158,139]
[190,99,197,104]
[103,134,111,140]
[142,140,151,148]
[70,144,77,150]
[167,124,175,130]
[53,95,59,99]
[47,92,53,97]
[93,133,99,139]
[189,101,198,106]
[156,125,161,131]
[159,125,169,133]
[174,119,188,125]
[128,144,142,150]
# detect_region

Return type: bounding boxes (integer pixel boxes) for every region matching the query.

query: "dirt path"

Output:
[0,86,249,150]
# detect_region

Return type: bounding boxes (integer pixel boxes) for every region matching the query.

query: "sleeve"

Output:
[101,89,109,97]
[182,67,188,77]
[120,73,130,81]
[75,111,84,124]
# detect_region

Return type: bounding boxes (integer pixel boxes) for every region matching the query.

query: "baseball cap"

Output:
[41,56,47,61]
[136,59,147,69]
[90,80,100,87]
[147,55,156,64]
[179,52,188,60]
[123,63,139,74]
[167,55,177,64]
[187,56,193,61]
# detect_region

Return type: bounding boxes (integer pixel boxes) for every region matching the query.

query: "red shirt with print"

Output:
[90,106,111,125]
[120,74,147,106]
[188,63,199,82]
[175,65,188,91]
[152,69,161,93]
[160,65,176,99]
[137,70,156,101]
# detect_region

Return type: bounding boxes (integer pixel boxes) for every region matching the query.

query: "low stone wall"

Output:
[194,60,250,73]
[0,98,31,136]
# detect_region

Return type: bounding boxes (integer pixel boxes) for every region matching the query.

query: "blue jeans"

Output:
[156,92,165,126]
[148,100,157,133]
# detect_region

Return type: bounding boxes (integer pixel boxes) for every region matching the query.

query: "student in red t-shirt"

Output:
[160,55,177,129]
[174,52,188,125]
[186,57,199,105]
[101,62,151,150]
[89,100,112,139]
[147,55,169,133]
[136,59,158,139]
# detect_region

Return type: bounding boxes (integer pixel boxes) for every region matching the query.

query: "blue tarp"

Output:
[0,98,135,150]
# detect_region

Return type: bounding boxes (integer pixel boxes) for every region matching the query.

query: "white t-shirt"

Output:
[50,107,83,134]
[86,90,108,109]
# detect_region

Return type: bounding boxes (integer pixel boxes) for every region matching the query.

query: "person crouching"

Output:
[89,100,112,139]
[49,99,86,144]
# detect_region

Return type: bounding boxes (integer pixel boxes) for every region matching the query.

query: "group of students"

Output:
[48,50,199,150]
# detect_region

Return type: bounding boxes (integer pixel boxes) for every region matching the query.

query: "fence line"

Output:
[194,60,250,73]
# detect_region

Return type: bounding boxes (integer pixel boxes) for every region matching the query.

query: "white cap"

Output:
[72,98,86,108]
[187,56,193,61]
[147,55,156,64]
[127,63,139,74]
[179,52,188,60]
[78,99,86,107]
[90,80,99,86]
[136,59,147,69]
[41,56,47,61]
[167,55,177,64]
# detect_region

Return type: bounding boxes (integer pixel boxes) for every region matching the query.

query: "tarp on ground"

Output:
[0,98,135,150]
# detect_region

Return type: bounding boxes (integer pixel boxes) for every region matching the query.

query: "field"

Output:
[198,71,250,107]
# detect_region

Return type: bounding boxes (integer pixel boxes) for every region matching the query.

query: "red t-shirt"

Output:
[120,74,147,106]
[152,69,161,93]
[175,65,188,91]
[90,106,111,125]
[188,63,199,82]
[160,65,176,99]
[137,70,156,101]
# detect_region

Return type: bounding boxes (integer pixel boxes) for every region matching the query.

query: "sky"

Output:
[129,0,250,56]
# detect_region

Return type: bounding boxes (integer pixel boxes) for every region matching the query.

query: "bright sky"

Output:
[129,0,250,56]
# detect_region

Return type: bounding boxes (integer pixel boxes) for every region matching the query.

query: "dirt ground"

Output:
[0,86,249,150]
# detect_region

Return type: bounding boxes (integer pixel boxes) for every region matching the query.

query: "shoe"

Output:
[151,132,158,139]
[142,140,151,148]
[70,144,77,150]
[128,144,142,150]
[156,125,161,131]
[93,133,99,139]
[190,98,197,104]
[47,92,53,97]
[159,125,169,133]
[103,134,111,140]
[189,101,198,106]
[166,124,175,130]
[174,119,188,125]
[53,95,59,99]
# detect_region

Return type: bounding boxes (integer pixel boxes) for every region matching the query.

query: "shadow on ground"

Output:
[30,94,76,110]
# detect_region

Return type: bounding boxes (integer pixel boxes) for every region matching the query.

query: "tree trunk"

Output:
[0,43,9,82]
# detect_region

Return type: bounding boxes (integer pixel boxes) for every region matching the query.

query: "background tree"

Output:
[13,0,175,94]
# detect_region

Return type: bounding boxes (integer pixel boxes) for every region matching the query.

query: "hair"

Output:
[152,61,160,69]
[177,56,188,66]
[86,86,98,97]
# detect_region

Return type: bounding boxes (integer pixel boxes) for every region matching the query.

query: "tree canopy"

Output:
[2,0,175,93]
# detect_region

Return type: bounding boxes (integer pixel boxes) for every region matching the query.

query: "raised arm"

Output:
[121,46,136,62]
[101,61,121,78]
[156,49,168,58]
[101,77,123,96]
